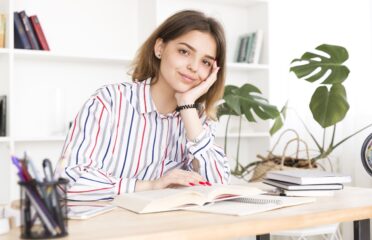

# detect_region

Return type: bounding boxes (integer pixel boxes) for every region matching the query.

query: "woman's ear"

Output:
[154,38,164,59]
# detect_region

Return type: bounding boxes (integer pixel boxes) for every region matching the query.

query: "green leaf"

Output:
[310,84,350,128]
[290,44,349,84]
[269,103,288,135]
[225,95,241,115]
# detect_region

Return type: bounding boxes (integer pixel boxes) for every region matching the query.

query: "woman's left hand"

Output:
[175,61,220,105]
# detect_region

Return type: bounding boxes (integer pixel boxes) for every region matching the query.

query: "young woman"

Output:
[58,10,231,200]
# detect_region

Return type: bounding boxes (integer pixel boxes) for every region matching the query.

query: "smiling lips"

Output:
[179,72,197,83]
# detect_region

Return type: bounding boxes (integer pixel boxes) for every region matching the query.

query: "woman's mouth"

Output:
[179,72,196,83]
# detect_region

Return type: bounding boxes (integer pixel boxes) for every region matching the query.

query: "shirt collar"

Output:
[138,78,180,118]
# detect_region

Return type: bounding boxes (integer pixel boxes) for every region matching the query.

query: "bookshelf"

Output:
[0,0,271,203]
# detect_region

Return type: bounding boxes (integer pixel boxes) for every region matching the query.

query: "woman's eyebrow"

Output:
[178,42,216,60]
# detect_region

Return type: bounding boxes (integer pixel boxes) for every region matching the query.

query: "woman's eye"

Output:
[179,49,189,55]
[203,59,212,67]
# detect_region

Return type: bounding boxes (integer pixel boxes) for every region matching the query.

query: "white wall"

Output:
[269,0,372,238]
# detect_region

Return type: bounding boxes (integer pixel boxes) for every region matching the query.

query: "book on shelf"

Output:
[0,95,6,136]
[0,14,5,48]
[266,169,352,185]
[235,30,263,64]
[14,11,32,49]
[29,15,50,51]
[19,11,40,50]
[263,178,344,191]
[113,184,265,214]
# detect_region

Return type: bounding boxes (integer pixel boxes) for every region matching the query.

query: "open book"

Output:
[113,184,265,214]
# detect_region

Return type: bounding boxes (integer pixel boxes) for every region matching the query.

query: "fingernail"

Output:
[199,181,206,185]
[189,182,195,186]
[205,182,212,186]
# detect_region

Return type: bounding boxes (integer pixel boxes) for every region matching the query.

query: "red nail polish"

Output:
[199,181,206,185]
[205,182,212,186]
[189,182,195,186]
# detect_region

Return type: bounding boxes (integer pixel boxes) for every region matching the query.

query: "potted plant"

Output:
[219,44,372,181]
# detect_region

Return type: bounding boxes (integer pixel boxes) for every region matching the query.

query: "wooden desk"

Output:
[1,186,371,240]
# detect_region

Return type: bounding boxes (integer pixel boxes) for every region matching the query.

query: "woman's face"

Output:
[155,30,217,93]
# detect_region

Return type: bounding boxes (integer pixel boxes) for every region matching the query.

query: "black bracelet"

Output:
[175,103,199,112]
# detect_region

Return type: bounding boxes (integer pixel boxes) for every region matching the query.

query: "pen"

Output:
[43,159,66,233]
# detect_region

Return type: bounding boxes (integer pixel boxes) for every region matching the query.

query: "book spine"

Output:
[0,14,5,48]
[19,11,40,50]
[250,30,263,64]
[0,96,6,136]
[29,15,50,51]
[14,12,32,49]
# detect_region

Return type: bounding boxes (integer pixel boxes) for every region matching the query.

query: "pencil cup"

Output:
[19,178,69,239]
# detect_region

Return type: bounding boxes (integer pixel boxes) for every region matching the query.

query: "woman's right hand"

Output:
[152,169,206,190]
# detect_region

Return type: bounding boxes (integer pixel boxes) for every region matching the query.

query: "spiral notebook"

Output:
[183,195,316,216]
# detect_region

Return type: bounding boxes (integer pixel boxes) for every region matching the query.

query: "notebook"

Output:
[263,178,344,190]
[67,204,116,220]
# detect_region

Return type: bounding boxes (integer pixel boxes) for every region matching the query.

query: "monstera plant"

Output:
[219,44,372,178]
[217,84,280,176]
[289,44,371,161]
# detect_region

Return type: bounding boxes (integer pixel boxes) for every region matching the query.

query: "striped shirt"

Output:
[60,78,231,201]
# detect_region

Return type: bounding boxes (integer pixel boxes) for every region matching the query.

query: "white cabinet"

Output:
[0,0,271,203]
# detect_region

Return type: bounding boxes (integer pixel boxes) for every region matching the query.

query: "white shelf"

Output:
[13,136,66,142]
[13,49,133,64]
[0,137,10,143]
[200,0,268,7]
[0,48,10,54]
[227,62,269,71]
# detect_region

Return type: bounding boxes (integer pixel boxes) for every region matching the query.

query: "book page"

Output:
[185,195,315,216]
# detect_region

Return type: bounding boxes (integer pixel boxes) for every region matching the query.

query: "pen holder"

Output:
[19,178,69,239]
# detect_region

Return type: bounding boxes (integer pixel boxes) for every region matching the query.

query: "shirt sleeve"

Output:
[185,114,231,184]
[58,87,137,201]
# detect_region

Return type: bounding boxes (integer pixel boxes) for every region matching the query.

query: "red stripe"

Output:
[112,85,123,154]
[88,106,105,167]
[117,178,123,195]
[143,82,147,112]
[214,160,223,184]
[97,170,113,184]
[96,95,107,110]
[160,118,170,176]
[68,186,114,193]
[134,115,147,175]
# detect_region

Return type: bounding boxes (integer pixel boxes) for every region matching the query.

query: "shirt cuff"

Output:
[115,178,137,195]
[186,127,213,160]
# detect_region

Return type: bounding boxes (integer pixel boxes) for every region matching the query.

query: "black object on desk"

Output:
[12,155,69,239]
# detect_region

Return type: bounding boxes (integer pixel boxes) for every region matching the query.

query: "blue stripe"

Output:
[100,136,112,169]
[105,87,113,108]
[201,154,210,182]
[192,138,211,156]
[119,90,134,178]
[142,113,158,180]
[76,99,95,164]
[65,167,76,182]
[80,176,114,185]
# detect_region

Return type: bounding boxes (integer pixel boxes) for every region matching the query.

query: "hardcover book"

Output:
[29,15,50,51]
[263,178,344,191]
[14,12,32,49]
[19,11,40,50]
[0,95,6,136]
[0,14,5,48]
[266,169,352,185]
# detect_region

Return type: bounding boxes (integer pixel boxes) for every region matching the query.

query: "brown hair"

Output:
[131,10,226,120]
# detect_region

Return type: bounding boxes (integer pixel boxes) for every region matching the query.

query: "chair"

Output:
[272,223,342,240]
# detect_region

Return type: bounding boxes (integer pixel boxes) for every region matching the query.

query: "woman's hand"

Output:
[175,61,220,105]
[152,169,206,190]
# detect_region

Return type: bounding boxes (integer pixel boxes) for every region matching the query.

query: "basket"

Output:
[250,129,313,182]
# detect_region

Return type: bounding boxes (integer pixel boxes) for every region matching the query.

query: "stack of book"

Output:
[14,10,49,50]
[235,29,263,64]
[263,169,352,197]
